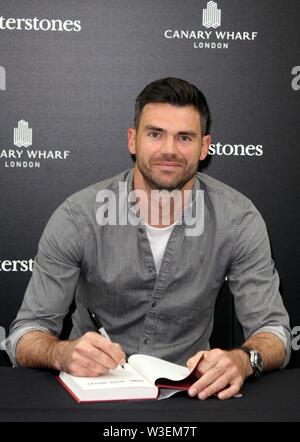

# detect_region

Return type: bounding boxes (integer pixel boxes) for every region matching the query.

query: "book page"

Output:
[60,363,153,391]
[128,354,190,385]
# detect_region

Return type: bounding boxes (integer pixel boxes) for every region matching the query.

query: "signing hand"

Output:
[186,348,253,400]
[55,332,126,377]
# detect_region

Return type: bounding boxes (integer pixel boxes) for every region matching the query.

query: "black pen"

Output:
[87,307,125,369]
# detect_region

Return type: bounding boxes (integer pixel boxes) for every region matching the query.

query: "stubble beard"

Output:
[136,156,198,191]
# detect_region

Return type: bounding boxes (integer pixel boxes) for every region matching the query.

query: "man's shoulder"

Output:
[64,168,132,212]
[196,172,253,211]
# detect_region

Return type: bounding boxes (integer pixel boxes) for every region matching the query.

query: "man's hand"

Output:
[186,348,253,400]
[185,332,286,400]
[54,332,126,376]
[16,330,126,377]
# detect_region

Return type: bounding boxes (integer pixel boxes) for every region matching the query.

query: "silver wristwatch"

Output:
[240,346,264,378]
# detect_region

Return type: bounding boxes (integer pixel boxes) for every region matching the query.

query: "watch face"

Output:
[250,350,264,377]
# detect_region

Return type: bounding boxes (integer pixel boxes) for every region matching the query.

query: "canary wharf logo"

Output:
[14,120,32,148]
[203,1,221,29]
[0,120,70,169]
[164,1,258,50]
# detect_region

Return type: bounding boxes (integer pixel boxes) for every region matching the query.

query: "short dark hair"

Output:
[134,77,211,136]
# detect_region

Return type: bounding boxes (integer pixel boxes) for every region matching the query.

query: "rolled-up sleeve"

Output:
[228,202,291,367]
[4,199,83,366]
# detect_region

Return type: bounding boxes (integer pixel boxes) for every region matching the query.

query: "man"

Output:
[4,77,291,400]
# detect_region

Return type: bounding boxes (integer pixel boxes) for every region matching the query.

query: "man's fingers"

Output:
[188,366,223,398]
[187,350,217,377]
[83,345,121,369]
[188,365,224,396]
[89,332,125,360]
[186,348,247,400]
[190,374,229,400]
[217,385,242,400]
[77,332,126,367]
[68,353,110,377]
[186,351,205,371]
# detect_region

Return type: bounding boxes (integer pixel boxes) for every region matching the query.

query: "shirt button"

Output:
[151,302,156,308]
[143,338,148,344]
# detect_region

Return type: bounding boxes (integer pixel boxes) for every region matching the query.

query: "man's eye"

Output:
[149,132,161,138]
[180,135,192,142]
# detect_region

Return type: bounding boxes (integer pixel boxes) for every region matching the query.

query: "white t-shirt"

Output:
[144,221,177,273]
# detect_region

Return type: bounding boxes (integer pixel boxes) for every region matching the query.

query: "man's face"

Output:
[128,103,211,191]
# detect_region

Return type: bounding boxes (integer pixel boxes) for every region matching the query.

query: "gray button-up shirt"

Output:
[4,168,291,366]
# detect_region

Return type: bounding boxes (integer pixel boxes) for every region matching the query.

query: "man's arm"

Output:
[5,198,103,369]
[4,192,127,375]
[4,199,82,367]
[186,201,290,400]
[227,201,291,365]
[15,330,126,376]
[240,331,285,372]
[186,331,285,400]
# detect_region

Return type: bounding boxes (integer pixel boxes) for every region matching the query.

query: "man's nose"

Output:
[161,135,177,154]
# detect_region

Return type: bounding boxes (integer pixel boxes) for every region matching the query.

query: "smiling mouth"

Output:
[155,162,183,169]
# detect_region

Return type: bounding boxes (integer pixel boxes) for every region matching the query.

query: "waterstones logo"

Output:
[0,120,70,169]
[164,1,258,50]
[0,15,81,32]
[209,142,263,157]
[0,258,35,272]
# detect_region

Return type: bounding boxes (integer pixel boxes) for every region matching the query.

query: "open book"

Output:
[58,354,202,403]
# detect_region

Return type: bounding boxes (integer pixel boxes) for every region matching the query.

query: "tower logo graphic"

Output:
[203,1,221,29]
[14,120,33,148]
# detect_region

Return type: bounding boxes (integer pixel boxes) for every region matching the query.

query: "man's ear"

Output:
[128,128,136,155]
[199,134,211,161]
